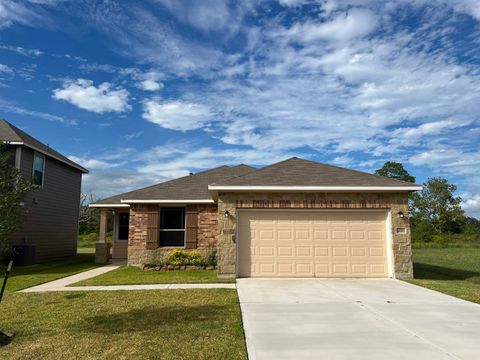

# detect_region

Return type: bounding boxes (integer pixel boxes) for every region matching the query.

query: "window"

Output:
[33,154,45,187]
[159,207,185,247]
[118,213,129,240]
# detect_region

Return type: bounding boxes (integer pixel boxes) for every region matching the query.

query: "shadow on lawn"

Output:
[414,262,480,281]
[77,304,231,333]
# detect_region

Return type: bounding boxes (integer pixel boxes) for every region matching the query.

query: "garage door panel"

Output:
[314,247,329,257]
[351,264,367,274]
[370,264,387,274]
[277,229,293,240]
[313,229,329,240]
[333,263,349,275]
[238,210,388,278]
[333,247,348,257]
[295,246,313,257]
[295,229,311,240]
[315,263,330,274]
[351,247,366,257]
[259,246,275,256]
[277,246,293,256]
[295,262,314,275]
[277,263,294,275]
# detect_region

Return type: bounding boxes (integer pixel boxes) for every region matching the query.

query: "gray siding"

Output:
[11,146,82,262]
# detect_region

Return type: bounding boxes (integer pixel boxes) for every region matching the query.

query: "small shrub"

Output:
[164,249,206,266]
[206,249,217,267]
[165,249,189,266]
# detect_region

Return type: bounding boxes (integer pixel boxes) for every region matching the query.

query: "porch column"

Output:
[95,209,111,263]
[99,209,107,243]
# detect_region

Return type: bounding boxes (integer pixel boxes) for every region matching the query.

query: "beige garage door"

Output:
[237,210,389,278]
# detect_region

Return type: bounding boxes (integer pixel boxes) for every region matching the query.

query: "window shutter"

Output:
[146,211,159,249]
[185,210,198,249]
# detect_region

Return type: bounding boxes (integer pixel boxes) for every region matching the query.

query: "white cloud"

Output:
[125,131,144,141]
[152,0,249,34]
[68,156,122,170]
[80,142,299,198]
[135,71,163,91]
[0,98,76,124]
[0,64,13,73]
[142,99,212,131]
[462,194,480,218]
[52,78,131,113]
[409,149,480,176]
[0,44,43,56]
[285,8,378,43]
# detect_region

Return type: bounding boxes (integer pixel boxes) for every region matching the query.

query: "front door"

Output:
[112,212,129,259]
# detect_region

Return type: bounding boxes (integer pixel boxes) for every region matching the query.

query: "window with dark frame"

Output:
[33,154,45,187]
[118,213,129,240]
[159,207,185,247]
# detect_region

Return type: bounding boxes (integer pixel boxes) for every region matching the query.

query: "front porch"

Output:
[95,207,130,263]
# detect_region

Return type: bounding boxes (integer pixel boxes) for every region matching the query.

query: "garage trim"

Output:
[235,209,395,278]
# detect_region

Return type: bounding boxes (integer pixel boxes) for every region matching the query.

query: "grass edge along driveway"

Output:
[0,289,247,360]
[72,266,236,286]
[406,247,480,304]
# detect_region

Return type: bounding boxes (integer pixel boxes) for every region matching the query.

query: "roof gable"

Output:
[211,157,420,188]
[0,119,88,173]
[95,164,255,205]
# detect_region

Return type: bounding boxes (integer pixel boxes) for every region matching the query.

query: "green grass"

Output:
[407,247,480,304]
[78,232,111,248]
[2,253,99,293]
[72,266,236,286]
[0,289,247,359]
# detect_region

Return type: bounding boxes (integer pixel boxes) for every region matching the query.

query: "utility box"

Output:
[12,244,36,266]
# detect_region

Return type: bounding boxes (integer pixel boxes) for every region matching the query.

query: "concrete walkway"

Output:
[237,278,480,360]
[20,262,235,292]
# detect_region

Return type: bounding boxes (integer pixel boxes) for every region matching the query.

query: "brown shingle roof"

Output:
[211,157,420,187]
[0,119,88,173]
[95,164,255,204]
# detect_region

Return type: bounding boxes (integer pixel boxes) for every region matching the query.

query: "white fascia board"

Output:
[2,140,89,173]
[89,204,130,208]
[120,199,215,204]
[208,185,423,191]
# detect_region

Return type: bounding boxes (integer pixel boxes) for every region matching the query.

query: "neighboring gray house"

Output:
[0,119,88,262]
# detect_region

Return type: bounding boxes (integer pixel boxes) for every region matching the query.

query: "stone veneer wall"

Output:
[217,192,413,279]
[127,203,218,265]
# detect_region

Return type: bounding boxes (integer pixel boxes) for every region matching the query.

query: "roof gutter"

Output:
[120,199,215,204]
[208,185,423,191]
[89,204,130,208]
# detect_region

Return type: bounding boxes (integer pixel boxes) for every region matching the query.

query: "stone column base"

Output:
[95,243,111,264]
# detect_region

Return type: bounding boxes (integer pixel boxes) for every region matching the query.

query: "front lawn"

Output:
[0,289,247,359]
[2,253,99,292]
[72,266,236,286]
[407,247,480,304]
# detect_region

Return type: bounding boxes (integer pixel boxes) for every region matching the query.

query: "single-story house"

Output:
[0,119,88,262]
[91,157,421,278]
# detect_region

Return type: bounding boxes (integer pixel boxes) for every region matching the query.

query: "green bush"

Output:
[412,221,436,243]
[164,249,206,266]
[206,249,217,267]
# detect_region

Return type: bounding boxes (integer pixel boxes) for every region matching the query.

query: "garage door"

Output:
[237,210,389,278]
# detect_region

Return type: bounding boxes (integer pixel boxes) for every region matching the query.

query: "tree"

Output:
[410,177,465,233]
[79,192,100,234]
[374,161,416,183]
[0,144,34,260]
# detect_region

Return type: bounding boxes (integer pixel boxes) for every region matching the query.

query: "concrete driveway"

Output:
[237,279,480,360]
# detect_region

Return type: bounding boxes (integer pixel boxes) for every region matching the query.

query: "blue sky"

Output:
[1,0,480,217]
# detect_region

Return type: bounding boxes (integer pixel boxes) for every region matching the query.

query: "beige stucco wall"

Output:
[216,192,413,279]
